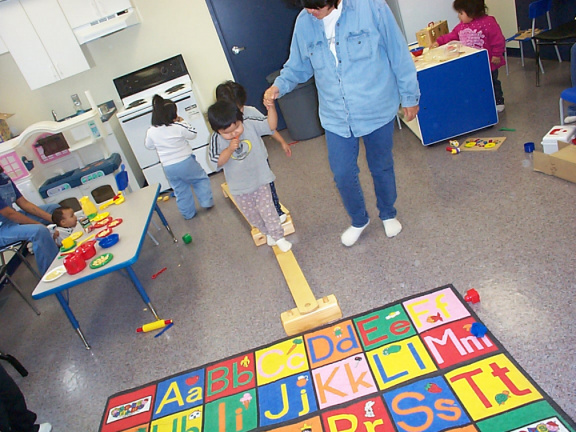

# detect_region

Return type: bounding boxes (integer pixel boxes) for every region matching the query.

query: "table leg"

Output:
[55,292,91,350]
[125,265,160,320]
[154,204,178,243]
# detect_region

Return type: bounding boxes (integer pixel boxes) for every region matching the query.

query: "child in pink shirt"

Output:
[433,0,506,112]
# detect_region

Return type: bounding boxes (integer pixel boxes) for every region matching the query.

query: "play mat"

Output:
[98,285,575,432]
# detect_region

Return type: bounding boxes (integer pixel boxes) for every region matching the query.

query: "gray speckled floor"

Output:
[1,58,575,430]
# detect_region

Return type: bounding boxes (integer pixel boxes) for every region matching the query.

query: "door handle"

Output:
[231,46,245,55]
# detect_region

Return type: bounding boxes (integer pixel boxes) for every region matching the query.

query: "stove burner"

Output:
[126,99,147,109]
[165,84,185,94]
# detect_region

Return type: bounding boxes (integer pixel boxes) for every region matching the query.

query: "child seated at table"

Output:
[49,206,77,246]
[207,99,292,252]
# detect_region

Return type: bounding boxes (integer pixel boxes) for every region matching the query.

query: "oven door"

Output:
[175,93,217,174]
[117,108,158,169]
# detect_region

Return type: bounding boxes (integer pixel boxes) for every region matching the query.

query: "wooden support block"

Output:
[274,247,342,336]
[221,182,294,246]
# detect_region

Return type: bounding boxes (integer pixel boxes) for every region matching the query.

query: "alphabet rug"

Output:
[98,284,575,432]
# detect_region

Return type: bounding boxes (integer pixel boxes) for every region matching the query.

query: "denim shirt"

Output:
[0,172,22,226]
[273,0,420,138]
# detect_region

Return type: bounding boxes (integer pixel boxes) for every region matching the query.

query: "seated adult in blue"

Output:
[0,167,59,275]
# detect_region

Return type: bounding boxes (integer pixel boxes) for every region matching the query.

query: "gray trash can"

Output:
[266,70,324,141]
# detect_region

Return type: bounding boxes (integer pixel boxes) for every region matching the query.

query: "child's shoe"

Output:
[279,213,287,223]
[266,235,276,246]
[341,220,370,247]
[496,104,505,113]
[38,424,52,432]
[275,238,292,252]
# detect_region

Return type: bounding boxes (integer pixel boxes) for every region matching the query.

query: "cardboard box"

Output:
[533,141,576,184]
[540,124,576,154]
[416,21,449,47]
[0,113,13,143]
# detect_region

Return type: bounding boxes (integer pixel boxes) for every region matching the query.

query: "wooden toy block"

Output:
[274,247,342,336]
[221,182,295,246]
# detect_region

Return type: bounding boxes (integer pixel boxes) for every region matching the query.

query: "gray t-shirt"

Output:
[210,116,275,196]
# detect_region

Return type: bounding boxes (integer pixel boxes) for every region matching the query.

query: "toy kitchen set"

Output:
[0,91,141,211]
[114,54,216,192]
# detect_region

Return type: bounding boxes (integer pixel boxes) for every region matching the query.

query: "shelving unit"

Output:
[0,106,110,205]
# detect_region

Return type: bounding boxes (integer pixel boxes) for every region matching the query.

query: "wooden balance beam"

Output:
[221,182,342,335]
[273,246,342,335]
[221,182,295,246]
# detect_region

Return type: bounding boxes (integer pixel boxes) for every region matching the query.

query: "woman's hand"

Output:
[403,106,419,122]
[264,85,280,104]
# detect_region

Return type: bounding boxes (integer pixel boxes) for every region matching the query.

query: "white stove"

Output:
[116,75,193,121]
[113,55,216,192]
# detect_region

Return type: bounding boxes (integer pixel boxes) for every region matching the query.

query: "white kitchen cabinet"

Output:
[57,0,133,28]
[0,0,90,90]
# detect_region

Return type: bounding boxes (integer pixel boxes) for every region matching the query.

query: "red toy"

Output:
[464,288,480,303]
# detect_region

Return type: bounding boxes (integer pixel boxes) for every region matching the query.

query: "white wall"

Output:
[486,0,518,39]
[389,0,517,44]
[0,0,234,135]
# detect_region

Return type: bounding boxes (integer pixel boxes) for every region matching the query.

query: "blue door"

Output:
[205,0,301,129]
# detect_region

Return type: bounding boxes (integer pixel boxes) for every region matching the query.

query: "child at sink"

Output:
[49,206,77,247]
[431,0,506,112]
[145,95,214,220]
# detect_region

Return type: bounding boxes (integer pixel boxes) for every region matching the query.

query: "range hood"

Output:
[72,7,139,45]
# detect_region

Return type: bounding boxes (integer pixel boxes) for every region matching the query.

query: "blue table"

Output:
[401,45,498,146]
[32,184,175,349]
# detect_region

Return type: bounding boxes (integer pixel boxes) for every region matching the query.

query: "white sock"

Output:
[266,235,276,246]
[383,218,402,237]
[341,220,370,247]
[275,238,292,252]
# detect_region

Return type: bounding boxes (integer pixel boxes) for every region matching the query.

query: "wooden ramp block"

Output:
[274,247,342,336]
[221,182,295,246]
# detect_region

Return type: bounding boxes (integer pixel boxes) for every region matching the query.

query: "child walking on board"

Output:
[211,80,292,223]
[432,0,506,112]
[208,98,292,252]
[145,95,214,220]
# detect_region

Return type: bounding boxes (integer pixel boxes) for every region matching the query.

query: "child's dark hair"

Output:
[453,0,486,18]
[207,100,243,132]
[297,0,339,9]
[151,95,178,127]
[215,81,247,108]
[52,206,73,225]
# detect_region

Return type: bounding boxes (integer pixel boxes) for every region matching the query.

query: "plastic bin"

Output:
[266,70,324,141]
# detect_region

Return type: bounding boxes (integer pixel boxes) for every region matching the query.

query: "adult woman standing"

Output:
[265,0,420,246]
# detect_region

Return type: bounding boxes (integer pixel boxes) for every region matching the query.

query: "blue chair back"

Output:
[529,0,550,20]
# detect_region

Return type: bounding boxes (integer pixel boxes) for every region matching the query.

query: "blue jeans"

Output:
[326,120,397,227]
[163,155,213,219]
[0,203,59,275]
